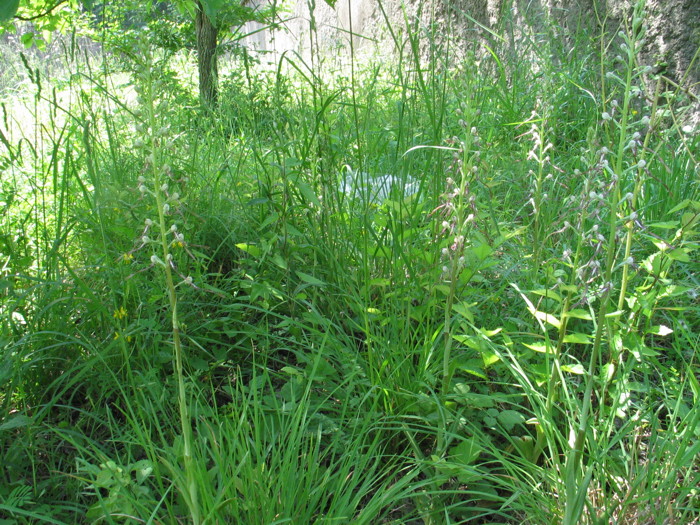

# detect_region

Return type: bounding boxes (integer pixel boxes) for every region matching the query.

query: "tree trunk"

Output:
[195,1,219,107]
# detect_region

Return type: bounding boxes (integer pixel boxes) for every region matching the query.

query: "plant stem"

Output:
[144,51,200,524]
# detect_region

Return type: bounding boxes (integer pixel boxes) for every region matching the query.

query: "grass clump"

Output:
[0,0,698,523]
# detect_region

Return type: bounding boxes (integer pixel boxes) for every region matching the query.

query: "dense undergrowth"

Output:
[1,1,699,523]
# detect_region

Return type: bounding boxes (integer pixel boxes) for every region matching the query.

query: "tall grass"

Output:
[1,0,698,523]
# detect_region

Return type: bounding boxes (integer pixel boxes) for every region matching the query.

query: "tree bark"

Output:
[195,1,219,107]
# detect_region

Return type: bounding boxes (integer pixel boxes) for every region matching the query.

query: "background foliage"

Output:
[0,0,698,523]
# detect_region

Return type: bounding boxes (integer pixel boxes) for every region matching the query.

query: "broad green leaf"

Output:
[454,382,470,396]
[563,333,592,344]
[531,289,563,303]
[513,435,536,460]
[455,363,487,380]
[481,351,500,367]
[190,357,208,371]
[453,301,474,323]
[472,242,493,260]
[681,212,698,229]
[562,363,586,374]
[640,346,660,357]
[20,32,34,48]
[605,310,623,318]
[529,307,561,329]
[498,410,525,430]
[564,308,593,321]
[667,248,690,262]
[284,223,304,237]
[484,408,498,427]
[647,221,679,229]
[0,0,19,22]
[305,357,337,380]
[452,334,482,351]
[647,324,673,336]
[271,254,287,269]
[433,284,451,296]
[452,389,496,408]
[523,341,554,354]
[133,460,153,484]
[450,437,482,466]
[200,0,227,24]
[235,243,261,257]
[479,327,502,337]
[602,363,615,383]
[296,180,320,207]
[668,198,691,214]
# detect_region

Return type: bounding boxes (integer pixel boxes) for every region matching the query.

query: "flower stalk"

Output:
[135,45,200,525]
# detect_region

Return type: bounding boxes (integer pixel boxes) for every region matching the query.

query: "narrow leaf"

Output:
[296,271,326,286]
[0,414,33,432]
